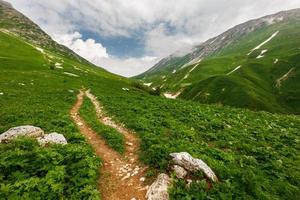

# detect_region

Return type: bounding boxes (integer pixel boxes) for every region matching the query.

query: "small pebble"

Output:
[140,177,145,182]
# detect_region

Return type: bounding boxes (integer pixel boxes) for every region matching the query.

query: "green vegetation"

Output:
[79,96,125,153]
[0,25,111,199]
[88,85,300,199]
[1,3,300,199]
[0,137,101,199]
[138,17,300,114]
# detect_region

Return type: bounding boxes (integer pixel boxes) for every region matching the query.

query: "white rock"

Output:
[122,173,131,180]
[186,179,193,188]
[140,177,146,182]
[169,152,218,182]
[37,132,67,146]
[126,142,133,146]
[0,92,3,95]
[0,125,44,143]
[146,173,170,200]
[172,165,187,179]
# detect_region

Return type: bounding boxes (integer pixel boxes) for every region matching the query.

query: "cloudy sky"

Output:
[9,0,300,77]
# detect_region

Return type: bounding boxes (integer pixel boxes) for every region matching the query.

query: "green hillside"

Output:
[1,2,300,199]
[0,26,126,199]
[138,9,300,114]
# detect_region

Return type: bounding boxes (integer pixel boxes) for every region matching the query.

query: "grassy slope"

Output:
[139,20,300,114]
[0,30,128,199]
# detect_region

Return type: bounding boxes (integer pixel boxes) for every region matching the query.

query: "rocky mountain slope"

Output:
[137,8,300,114]
[0,0,89,63]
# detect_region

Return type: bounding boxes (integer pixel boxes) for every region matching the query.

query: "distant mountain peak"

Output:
[0,1,88,63]
[139,8,300,77]
[137,8,300,114]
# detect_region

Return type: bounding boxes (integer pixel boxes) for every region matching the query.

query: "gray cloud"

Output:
[8,0,300,76]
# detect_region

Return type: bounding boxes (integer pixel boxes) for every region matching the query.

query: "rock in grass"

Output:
[169,152,218,182]
[146,173,170,200]
[0,125,44,143]
[172,165,187,179]
[37,132,67,146]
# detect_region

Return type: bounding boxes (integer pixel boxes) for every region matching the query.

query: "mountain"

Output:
[0,0,91,63]
[137,9,300,114]
[1,2,300,199]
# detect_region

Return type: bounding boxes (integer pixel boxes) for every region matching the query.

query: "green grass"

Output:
[0,29,113,199]
[88,85,300,199]
[0,137,101,200]
[79,96,125,153]
[1,6,300,200]
[0,24,132,199]
[139,19,300,114]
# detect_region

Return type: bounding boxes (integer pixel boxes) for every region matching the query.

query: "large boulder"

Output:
[169,152,218,182]
[37,132,67,146]
[146,173,171,200]
[0,125,44,143]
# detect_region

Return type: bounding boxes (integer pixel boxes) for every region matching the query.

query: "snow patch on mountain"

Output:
[181,58,202,69]
[143,82,152,86]
[227,65,242,75]
[35,47,44,54]
[182,62,201,80]
[256,49,268,59]
[276,67,294,88]
[183,73,189,80]
[164,90,183,99]
[63,72,79,77]
[248,31,279,55]
[55,63,63,69]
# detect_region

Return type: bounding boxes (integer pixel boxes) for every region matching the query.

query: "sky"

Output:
[8,0,300,77]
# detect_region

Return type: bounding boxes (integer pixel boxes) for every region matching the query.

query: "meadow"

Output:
[0,19,300,199]
[89,83,300,199]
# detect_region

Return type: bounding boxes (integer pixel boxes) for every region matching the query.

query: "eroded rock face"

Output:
[37,132,67,146]
[172,165,187,179]
[146,173,171,200]
[0,125,44,143]
[170,152,218,182]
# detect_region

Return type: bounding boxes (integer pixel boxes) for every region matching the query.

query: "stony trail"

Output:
[70,90,148,200]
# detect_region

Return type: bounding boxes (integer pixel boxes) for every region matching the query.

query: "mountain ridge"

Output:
[137,8,300,114]
[0,0,95,65]
[139,8,300,77]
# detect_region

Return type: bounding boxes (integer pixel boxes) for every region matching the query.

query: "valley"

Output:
[0,1,299,199]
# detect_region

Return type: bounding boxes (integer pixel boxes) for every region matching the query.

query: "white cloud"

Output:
[145,23,196,58]
[54,32,157,77]
[100,56,159,77]
[9,0,300,76]
[54,32,109,62]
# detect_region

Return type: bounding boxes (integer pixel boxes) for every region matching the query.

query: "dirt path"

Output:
[70,90,148,200]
